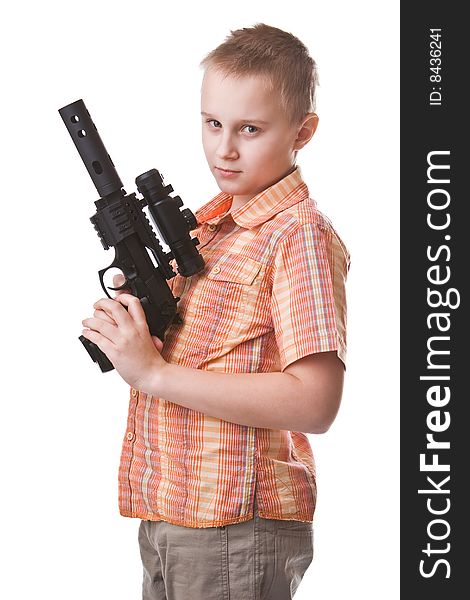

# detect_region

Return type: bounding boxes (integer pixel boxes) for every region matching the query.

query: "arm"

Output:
[153,350,343,433]
[82,294,344,434]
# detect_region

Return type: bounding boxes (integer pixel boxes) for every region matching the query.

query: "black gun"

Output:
[59,99,205,373]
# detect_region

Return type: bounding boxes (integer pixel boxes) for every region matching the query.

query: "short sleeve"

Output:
[271,221,349,371]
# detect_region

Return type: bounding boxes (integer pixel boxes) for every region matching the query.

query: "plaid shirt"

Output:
[118,167,349,527]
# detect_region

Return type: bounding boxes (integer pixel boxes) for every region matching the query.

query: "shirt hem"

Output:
[119,509,313,528]
[281,340,346,372]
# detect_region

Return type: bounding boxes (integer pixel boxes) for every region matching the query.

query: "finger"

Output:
[113,273,130,297]
[94,307,116,325]
[81,327,115,357]
[82,316,119,343]
[93,298,133,329]
[113,294,148,329]
[152,336,164,352]
[113,273,126,288]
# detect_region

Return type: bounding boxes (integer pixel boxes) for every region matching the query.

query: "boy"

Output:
[82,23,349,600]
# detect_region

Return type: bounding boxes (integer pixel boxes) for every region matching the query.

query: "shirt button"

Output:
[212,266,221,274]
[131,388,138,397]
[126,431,135,442]
[207,224,217,231]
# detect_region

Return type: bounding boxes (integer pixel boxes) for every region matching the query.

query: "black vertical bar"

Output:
[401,3,468,597]
[59,99,124,197]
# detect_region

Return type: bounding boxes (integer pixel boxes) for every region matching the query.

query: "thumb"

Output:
[113,273,130,297]
[152,336,164,353]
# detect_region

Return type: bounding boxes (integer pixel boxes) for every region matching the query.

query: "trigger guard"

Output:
[108,282,129,291]
[98,266,130,298]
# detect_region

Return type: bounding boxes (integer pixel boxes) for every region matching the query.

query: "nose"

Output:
[216,132,239,161]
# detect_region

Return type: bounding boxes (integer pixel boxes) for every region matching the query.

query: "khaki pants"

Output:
[138,503,313,600]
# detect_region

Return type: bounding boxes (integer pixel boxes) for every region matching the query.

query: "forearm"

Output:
[81,295,341,432]
[146,363,315,432]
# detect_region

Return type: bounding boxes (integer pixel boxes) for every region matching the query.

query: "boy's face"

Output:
[201,69,304,208]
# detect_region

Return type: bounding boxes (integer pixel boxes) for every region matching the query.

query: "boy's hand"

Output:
[81,274,166,390]
[95,273,163,354]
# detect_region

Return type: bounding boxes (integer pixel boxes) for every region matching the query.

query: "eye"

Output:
[241,124,259,134]
[206,119,222,128]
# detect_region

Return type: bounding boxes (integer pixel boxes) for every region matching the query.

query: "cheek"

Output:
[248,140,280,167]
[243,141,268,162]
[201,131,214,159]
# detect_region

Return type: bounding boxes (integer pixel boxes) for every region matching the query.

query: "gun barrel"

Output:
[59,99,123,197]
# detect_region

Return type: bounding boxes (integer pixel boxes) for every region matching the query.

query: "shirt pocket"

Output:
[206,253,262,286]
[203,254,263,335]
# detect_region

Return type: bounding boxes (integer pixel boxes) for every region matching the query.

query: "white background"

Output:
[1,1,399,598]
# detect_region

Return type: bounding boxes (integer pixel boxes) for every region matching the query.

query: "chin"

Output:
[214,179,242,194]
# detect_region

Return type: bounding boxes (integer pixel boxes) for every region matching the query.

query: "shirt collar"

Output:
[195,167,311,230]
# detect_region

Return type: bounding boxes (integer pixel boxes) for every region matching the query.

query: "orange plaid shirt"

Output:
[118,167,349,527]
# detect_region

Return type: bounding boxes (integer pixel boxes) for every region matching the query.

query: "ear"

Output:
[293,113,319,150]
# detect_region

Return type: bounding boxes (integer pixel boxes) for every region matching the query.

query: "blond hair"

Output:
[200,23,318,125]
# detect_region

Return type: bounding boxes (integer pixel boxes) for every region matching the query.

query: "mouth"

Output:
[215,167,242,175]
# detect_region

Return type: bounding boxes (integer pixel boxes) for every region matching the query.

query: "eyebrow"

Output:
[201,111,269,125]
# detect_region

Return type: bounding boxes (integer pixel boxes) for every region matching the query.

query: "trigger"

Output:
[108,280,129,292]
[101,266,133,294]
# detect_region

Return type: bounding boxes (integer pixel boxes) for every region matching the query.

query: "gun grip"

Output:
[79,335,114,372]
